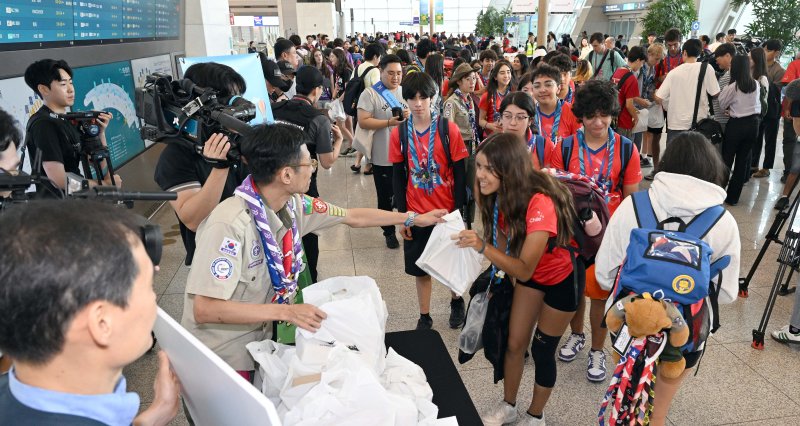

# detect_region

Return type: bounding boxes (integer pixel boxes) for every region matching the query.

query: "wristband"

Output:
[387,119,391,128]
[477,239,486,254]
[404,211,417,228]
[209,159,231,169]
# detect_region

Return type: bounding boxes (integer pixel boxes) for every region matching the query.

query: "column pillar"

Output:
[277,0,299,38]
[185,0,233,57]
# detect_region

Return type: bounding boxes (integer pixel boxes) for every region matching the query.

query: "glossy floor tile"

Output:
[127,132,800,425]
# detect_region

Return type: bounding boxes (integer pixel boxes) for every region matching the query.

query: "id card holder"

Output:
[613,322,633,356]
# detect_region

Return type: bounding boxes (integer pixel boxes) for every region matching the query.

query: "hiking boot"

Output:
[753,168,770,178]
[775,196,790,211]
[449,297,466,329]
[481,401,518,426]
[644,171,656,181]
[771,325,800,344]
[558,333,586,362]
[416,315,433,330]
[587,349,607,382]
[385,234,400,249]
[519,412,546,426]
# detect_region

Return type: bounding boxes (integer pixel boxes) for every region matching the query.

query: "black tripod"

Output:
[79,139,118,187]
[751,188,800,349]
[738,181,799,299]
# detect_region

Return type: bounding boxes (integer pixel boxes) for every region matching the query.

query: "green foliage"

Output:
[474,6,512,37]
[732,0,800,52]
[640,0,697,40]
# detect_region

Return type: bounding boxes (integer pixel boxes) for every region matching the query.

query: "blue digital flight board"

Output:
[0,0,180,50]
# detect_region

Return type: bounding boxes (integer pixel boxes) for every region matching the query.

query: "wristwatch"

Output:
[404,212,417,228]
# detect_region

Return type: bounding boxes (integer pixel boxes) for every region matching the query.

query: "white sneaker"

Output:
[771,325,800,344]
[587,349,607,382]
[518,412,546,425]
[558,333,585,362]
[481,401,518,426]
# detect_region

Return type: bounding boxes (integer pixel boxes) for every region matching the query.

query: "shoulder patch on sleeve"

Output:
[218,237,241,257]
[443,101,453,118]
[312,198,328,213]
[302,195,314,215]
[211,257,234,281]
[328,204,347,217]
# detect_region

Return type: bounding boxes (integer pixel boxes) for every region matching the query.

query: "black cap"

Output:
[277,60,296,75]
[295,65,324,94]
[263,60,293,92]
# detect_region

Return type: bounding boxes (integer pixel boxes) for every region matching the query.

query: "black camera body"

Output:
[52,110,104,155]
[135,73,255,161]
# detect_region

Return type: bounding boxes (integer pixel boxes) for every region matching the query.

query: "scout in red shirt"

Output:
[610,46,649,134]
[479,60,513,137]
[547,53,578,105]
[529,65,580,146]
[655,28,684,87]
[454,133,584,424]
[497,92,552,169]
[389,72,469,331]
[551,79,641,384]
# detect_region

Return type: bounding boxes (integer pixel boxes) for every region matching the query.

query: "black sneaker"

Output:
[385,234,400,249]
[449,297,466,329]
[775,196,790,211]
[416,315,433,330]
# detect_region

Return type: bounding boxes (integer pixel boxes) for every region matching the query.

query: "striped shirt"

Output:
[713,71,731,126]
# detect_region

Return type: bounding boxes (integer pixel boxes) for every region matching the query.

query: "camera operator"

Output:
[0,201,180,425]
[0,108,22,200]
[23,59,119,196]
[153,62,249,265]
[271,66,344,281]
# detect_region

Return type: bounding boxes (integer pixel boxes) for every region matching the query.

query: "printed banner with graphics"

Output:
[420,0,430,25]
[412,0,420,24]
[434,0,444,25]
[179,53,274,125]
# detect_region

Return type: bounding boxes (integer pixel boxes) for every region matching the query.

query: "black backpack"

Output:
[342,65,377,116]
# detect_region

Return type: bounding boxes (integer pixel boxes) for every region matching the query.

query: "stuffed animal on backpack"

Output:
[605,295,690,379]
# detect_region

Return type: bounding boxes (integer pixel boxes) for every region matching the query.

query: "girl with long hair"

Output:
[719,54,761,205]
[749,47,772,178]
[312,49,335,108]
[573,59,593,87]
[511,53,529,90]
[455,133,584,426]
[328,48,355,155]
[497,92,549,169]
[479,60,513,137]
[424,53,446,114]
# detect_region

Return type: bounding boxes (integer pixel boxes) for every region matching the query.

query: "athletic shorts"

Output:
[647,126,663,134]
[519,258,586,312]
[404,225,435,277]
[584,263,611,300]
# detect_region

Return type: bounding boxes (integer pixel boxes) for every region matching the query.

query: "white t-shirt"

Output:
[353,61,381,87]
[656,61,721,131]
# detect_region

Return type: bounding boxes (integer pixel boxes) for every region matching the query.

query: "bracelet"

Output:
[477,239,486,254]
[387,119,391,128]
[404,211,417,228]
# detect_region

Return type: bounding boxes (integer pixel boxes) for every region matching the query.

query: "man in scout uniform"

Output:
[181,123,446,378]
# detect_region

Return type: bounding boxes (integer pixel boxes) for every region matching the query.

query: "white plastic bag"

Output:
[415,210,484,296]
[245,339,296,406]
[328,98,347,122]
[458,291,489,354]
[633,107,649,133]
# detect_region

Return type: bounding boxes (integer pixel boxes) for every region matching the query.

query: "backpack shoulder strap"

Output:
[631,191,658,229]
[361,65,377,79]
[560,135,575,170]
[617,133,633,192]
[684,205,726,239]
[438,116,452,166]
[617,70,634,89]
[535,135,546,168]
[691,62,709,128]
[400,121,409,178]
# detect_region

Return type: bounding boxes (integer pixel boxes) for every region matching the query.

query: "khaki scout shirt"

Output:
[180,193,348,371]
[442,93,476,146]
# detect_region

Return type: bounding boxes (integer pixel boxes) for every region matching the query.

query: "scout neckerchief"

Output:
[663,51,682,74]
[480,70,490,87]
[577,127,615,200]
[415,56,425,72]
[373,80,403,109]
[489,197,511,284]
[565,81,574,104]
[455,88,480,144]
[234,175,304,304]
[492,85,510,122]
[536,99,563,144]
[406,111,441,194]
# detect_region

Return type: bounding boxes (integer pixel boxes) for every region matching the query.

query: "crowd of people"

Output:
[2,22,800,426]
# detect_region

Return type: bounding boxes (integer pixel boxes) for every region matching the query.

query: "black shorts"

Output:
[519,258,586,312]
[404,225,435,277]
[647,126,663,134]
[684,350,702,369]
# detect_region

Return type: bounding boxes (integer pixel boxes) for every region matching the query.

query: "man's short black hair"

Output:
[24,59,73,98]
[416,39,435,59]
[700,35,710,45]
[530,63,562,85]
[274,38,295,59]
[364,43,385,61]
[664,28,682,43]
[333,38,344,47]
[627,46,647,62]
[289,34,302,47]
[0,107,21,154]
[589,32,604,44]
[727,29,737,35]
[183,62,246,98]
[659,131,728,187]
[241,123,308,185]
[542,50,560,65]
[572,79,621,119]
[401,72,437,100]
[0,200,144,364]
[379,54,402,69]
[716,32,726,41]
[682,39,702,58]
[479,49,498,62]
[714,42,737,58]
[765,39,783,52]
[547,53,572,73]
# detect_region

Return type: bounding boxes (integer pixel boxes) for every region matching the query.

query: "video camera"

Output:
[135,73,256,163]
[55,111,103,155]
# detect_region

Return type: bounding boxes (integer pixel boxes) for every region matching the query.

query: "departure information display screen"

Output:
[0,0,180,50]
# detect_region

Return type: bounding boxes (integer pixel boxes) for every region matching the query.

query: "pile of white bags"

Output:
[246,276,454,425]
[415,210,484,297]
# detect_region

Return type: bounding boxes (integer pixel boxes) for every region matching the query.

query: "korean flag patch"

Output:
[219,237,241,257]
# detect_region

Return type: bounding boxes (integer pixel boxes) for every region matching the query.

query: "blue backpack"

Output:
[609,191,731,353]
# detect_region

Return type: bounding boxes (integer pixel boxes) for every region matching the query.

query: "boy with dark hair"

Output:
[726,29,737,43]
[547,53,577,105]
[413,38,436,72]
[390,72,468,330]
[708,32,726,52]
[586,32,625,81]
[0,107,22,200]
[478,49,498,89]
[23,59,116,196]
[612,46,649,139]
[712,43,737,132]
[656,28,683,86]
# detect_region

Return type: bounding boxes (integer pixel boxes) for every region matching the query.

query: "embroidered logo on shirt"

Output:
[528,210,545,224]
[219,237,241,257]
[312,198,328,214]
[302,195,314,215]
[248,259,264,269]
[211,257,234,280]
[251,244,262,259]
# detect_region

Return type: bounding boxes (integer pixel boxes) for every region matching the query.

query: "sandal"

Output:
[350,164,361,173]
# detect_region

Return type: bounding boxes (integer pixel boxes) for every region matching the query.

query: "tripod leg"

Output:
[779,268,797,296]
[739,239,774,298]
[754,235,799,349]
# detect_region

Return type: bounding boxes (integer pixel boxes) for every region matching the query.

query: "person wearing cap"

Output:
[271,66,343,282]
[443,63,481,155]
[274,38,300,98]
[261,55,294,103]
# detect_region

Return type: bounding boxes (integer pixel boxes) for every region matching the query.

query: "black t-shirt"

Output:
[25,105,83,197]
[154,141,247,265]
